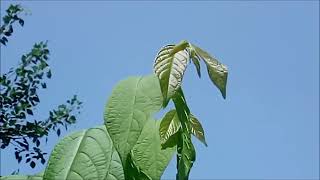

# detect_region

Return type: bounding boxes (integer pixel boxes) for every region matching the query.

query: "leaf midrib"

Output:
[64,130,87,180]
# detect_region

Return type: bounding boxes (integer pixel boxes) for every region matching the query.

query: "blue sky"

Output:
[0,1,319,179]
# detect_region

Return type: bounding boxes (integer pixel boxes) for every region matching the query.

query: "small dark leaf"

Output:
[8,25,13,33]
[18,156,22,163]
[32,96,40,103]
[0,39,6,45]
[69,115,76,123]
[19,19,24,26]
[4,31,11,36]
[26,158,31,163]
[57,129,61,136]
[30,161,36,168]
[19,112,26,119]
[16,140,29,151]
[41,158,45,164]
[14,151,19,160]
[3,15,10,24]
[46,70,52,78]
[41,82,46,88]
[36,139,40,147]
[26,109,33,115]
[2,36,8,42]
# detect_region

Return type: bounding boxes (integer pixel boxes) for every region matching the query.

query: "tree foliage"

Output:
[0,4,82,169]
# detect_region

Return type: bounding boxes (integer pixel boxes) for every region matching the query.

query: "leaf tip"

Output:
[222,91,226,99]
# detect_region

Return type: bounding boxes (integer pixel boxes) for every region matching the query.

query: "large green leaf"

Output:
[159,109,181,147]
[43,126,124,180]
[0,172,43,180]
[132,118,175,180]
[190,114,207,147]
[124,152,151,180]
[154,44,190,106]
[104,75,163,166]
[191,44,228,99]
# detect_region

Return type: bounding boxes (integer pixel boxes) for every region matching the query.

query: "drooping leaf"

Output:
[132,118,175,179]
[43,126,124,180]
[190,114,207,146]
[191,44,228,99]
[189,45,201,78]
[154,45,190,107]
[104,75,163,166]
[30,161,36,168]
[159,109,181,147]
[19,19,24,26]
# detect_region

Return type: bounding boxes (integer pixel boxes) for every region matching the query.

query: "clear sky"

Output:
[0,1,319,179]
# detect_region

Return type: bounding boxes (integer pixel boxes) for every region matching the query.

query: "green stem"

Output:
[173,88,195,180]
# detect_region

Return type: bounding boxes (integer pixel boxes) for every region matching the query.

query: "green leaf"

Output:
[132,119,175,179]
[160,110,207,147]
[124,151,152,180]
[43,126,124,180]
[31,49,41,57]
[159,109,181,147]
[0,172,43,180]
[189,45,201,78]
[190,114,207,147]
[154,44,190,107]
[191,44,228,99]
[104,75,163,167]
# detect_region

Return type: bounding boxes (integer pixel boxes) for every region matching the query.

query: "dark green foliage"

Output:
[0,4,24,46]
[0,4,82,169]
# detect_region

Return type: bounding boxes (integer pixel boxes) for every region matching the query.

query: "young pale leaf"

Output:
[159,109,181,146]
[154,45,190,107]
[190,114,207,147]
[43,126,124,180]
[191,44,228,99]
[132,119,175,179]
[104,75,163,167]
